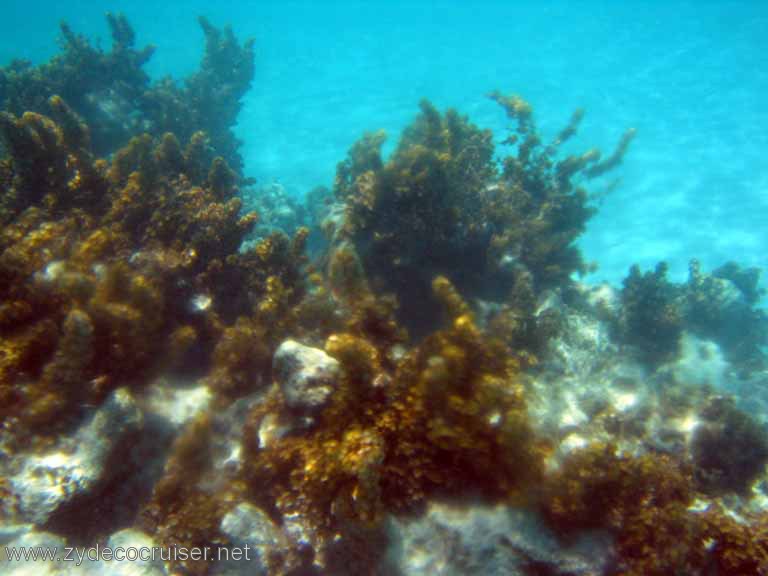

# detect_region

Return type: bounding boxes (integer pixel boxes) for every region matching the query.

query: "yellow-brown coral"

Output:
[540,443,768,575]
[0,106,306,451]
[243,276,543,555]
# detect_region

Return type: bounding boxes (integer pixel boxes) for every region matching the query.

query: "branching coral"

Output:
[543,444,708,575]
[489,92,635,291]
[242,276,543,567]
[0,14,253,173]
[0,95,108,220]
[543,442,768,574]
[332,100,496,337]
[331,94,634,341]
[0,104,305,449]
[205,232,312,405]
[620,259,767,370]
[0,13,154,155]
[620,262,683,366]
[0,105,311,575]
[691,396,768,495]
[140,414,237,576]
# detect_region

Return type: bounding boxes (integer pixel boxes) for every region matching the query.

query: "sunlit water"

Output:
[2,0,766,290]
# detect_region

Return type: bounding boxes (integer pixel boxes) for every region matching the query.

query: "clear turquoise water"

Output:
[2,0,766,289]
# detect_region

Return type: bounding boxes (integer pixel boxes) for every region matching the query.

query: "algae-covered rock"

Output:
[7,388,142,526]
[273,339,341,411]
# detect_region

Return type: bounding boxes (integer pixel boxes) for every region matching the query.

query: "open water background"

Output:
[2,0,766,289]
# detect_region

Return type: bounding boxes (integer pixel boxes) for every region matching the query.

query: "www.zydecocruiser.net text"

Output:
[4,544,253,567]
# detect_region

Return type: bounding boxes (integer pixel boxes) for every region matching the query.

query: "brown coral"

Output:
[541,442,768,575]
[330,95,634,342]
[243,276,543,563]
[0,106,306,450]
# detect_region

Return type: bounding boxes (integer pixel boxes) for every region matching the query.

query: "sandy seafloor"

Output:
[1,0,766,290]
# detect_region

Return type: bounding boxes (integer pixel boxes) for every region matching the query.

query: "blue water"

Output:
[2,0,766,289]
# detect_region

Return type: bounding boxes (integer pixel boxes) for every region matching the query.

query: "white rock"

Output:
[213,503,282,576]
[583,282,621,315]
[210,392,265,476]
[671,332,728,389]
[189,293,212,313]
[611,390,637,412]
[38,261,65,282]
[548,312,616,378]
[256,412,291,450]
[144,378,212,430]
[1,528,165,575]
[104,529,166,576]
[2,530,66,575]
[273,340,340,411]
[385,502,613,576]
[560,434,588,454]
[0,524,34,545]
[9,388,142,525]
[559,391,588,430]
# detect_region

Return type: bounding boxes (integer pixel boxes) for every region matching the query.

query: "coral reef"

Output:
[691,395,768,495]
[685,259,767,372]
[242,276,544,569]
[3,20,768,573]
[0,14,253,173]
[330,95,634,341]
[0,98,306,453]
[619,262,684,366]
[0,23,303,568]
[542,442,768,575]
[619,259,767,370]
[240,181,311,250]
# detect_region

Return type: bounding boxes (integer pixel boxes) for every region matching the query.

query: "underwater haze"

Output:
[5,1,768,574]
[2,0,766,288]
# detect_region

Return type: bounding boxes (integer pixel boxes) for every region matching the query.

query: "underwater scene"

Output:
[0,1,767,574]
